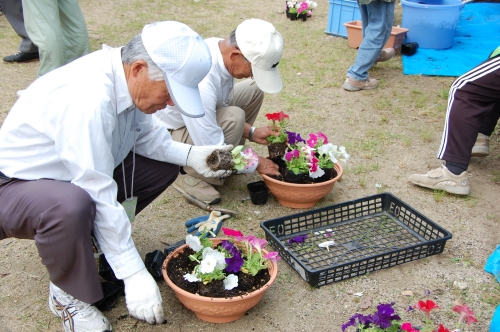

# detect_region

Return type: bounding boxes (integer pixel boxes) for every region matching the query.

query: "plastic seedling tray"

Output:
[260,193,452,287]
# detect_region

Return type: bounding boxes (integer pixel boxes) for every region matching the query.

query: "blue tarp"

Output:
[402,3,500,76]
[485,245,500,331]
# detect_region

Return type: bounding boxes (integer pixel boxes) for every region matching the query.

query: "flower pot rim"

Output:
[162,238,278,303]
[259,162,343,188]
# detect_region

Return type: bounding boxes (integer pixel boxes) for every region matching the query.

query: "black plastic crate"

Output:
[260,193,452,287]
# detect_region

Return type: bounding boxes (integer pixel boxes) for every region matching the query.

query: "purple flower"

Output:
[342,313,373,331]
[372,303,401,329]
[286,130,306,145]
[222,241,244,273]
[288,234,307,244]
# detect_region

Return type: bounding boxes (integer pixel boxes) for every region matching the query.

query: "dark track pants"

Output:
[0,153,178,303]
[437,55,500,165]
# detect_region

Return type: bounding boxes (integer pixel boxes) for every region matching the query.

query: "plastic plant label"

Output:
[121,196,138,222]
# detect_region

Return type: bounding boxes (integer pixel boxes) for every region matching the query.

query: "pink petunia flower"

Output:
[249,237,268,253]
[264,252,280,262]
[221,228,244,237]
[307,133,317,148]
[401,322,419,332]
[317,132,328,144]
[452,304,478,325]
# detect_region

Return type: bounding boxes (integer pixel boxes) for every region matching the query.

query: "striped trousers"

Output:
[437,55,500,165]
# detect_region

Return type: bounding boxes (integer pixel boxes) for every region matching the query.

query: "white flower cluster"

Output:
[183,234,238,290]
[317,144,350,164]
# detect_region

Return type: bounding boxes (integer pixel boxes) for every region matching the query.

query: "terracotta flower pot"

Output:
[162,238,278,323]
[259,163,343,208]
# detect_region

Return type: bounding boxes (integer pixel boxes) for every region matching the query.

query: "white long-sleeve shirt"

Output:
[0,45,191,279]
[152,38,234,146]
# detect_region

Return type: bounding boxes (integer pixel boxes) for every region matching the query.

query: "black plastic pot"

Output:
[247,181,269,205]
[284,170,305,183]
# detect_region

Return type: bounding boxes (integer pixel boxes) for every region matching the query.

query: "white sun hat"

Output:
[235,19,284,94]
[141,21,211,117]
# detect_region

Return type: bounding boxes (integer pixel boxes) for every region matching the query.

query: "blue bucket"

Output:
[401,0,465,50]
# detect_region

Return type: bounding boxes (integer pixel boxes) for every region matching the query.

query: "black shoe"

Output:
[3,51,39,63]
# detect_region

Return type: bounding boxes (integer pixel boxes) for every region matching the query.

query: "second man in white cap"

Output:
[153,18,285,205]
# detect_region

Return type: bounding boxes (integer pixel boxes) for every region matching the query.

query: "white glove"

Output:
[187,145,235,178]
[123,267,164,324]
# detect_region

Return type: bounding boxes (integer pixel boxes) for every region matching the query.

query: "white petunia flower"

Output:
[186,234,203,252]
[223,274,239,290]
[183,273,201,282]
[199,255,217,274]
[202,247,226,269]
[309,166,325,179]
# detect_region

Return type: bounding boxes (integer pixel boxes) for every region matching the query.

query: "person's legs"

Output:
[171,79,263,196]
[0,177,102,303]
[229,79,264,145]
[113,152,179,213]
[0,0,38,54]
[409,56,500,195]
[22,0,65,76]
[57,0,89,64]
[437,55,500,166]
[346,1,394,81]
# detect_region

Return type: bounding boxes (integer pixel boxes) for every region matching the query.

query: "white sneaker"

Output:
[16,89,25,97]
[49,282,112,332]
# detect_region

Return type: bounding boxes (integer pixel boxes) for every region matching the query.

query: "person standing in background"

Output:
[342,0,396,91]
[21,0,89,76]
[0,0,39,63]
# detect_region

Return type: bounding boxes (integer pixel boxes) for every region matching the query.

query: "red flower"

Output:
[452,304,478,325]
[415,300,440,319]
[221,228,244,237]
[435,324,450,332]
[265,111,289,122]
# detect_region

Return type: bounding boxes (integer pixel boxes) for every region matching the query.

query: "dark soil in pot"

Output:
[165,246,271,298]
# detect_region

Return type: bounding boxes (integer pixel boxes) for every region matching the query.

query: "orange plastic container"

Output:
[343,20,409,53]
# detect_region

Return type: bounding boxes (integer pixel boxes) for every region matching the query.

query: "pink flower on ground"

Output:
[401,322,419,332]
[221,228,244,237]
[452,304,478,325]
[264,252,280,262]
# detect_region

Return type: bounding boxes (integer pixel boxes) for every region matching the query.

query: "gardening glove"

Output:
[123,267,164,324]
[185,210,231,237]
[187,145,235,178]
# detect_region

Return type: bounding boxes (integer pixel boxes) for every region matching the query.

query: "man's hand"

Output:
[252,126,281,145]
[256,156,280,176]
[123,267,165,324]
[187,145,235,178]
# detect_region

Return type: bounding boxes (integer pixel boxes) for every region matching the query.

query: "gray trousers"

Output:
[0,0,38,53]
[0,153,178,303]
[171,79,264,185]
[21,0,89,76]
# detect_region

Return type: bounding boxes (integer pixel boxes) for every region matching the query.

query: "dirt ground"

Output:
[0,1,498,331]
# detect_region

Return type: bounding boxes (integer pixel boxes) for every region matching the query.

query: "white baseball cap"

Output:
[141,21,211,118]
[235,19,284,94]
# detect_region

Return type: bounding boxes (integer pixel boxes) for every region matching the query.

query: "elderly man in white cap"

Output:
[0,21,233,332]
[153,18,284,205]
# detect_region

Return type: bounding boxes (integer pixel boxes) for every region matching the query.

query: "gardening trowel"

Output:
[181,192,238,216]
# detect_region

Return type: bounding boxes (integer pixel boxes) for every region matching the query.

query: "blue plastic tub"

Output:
[325,0,361,38]
[401,0,464,49]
